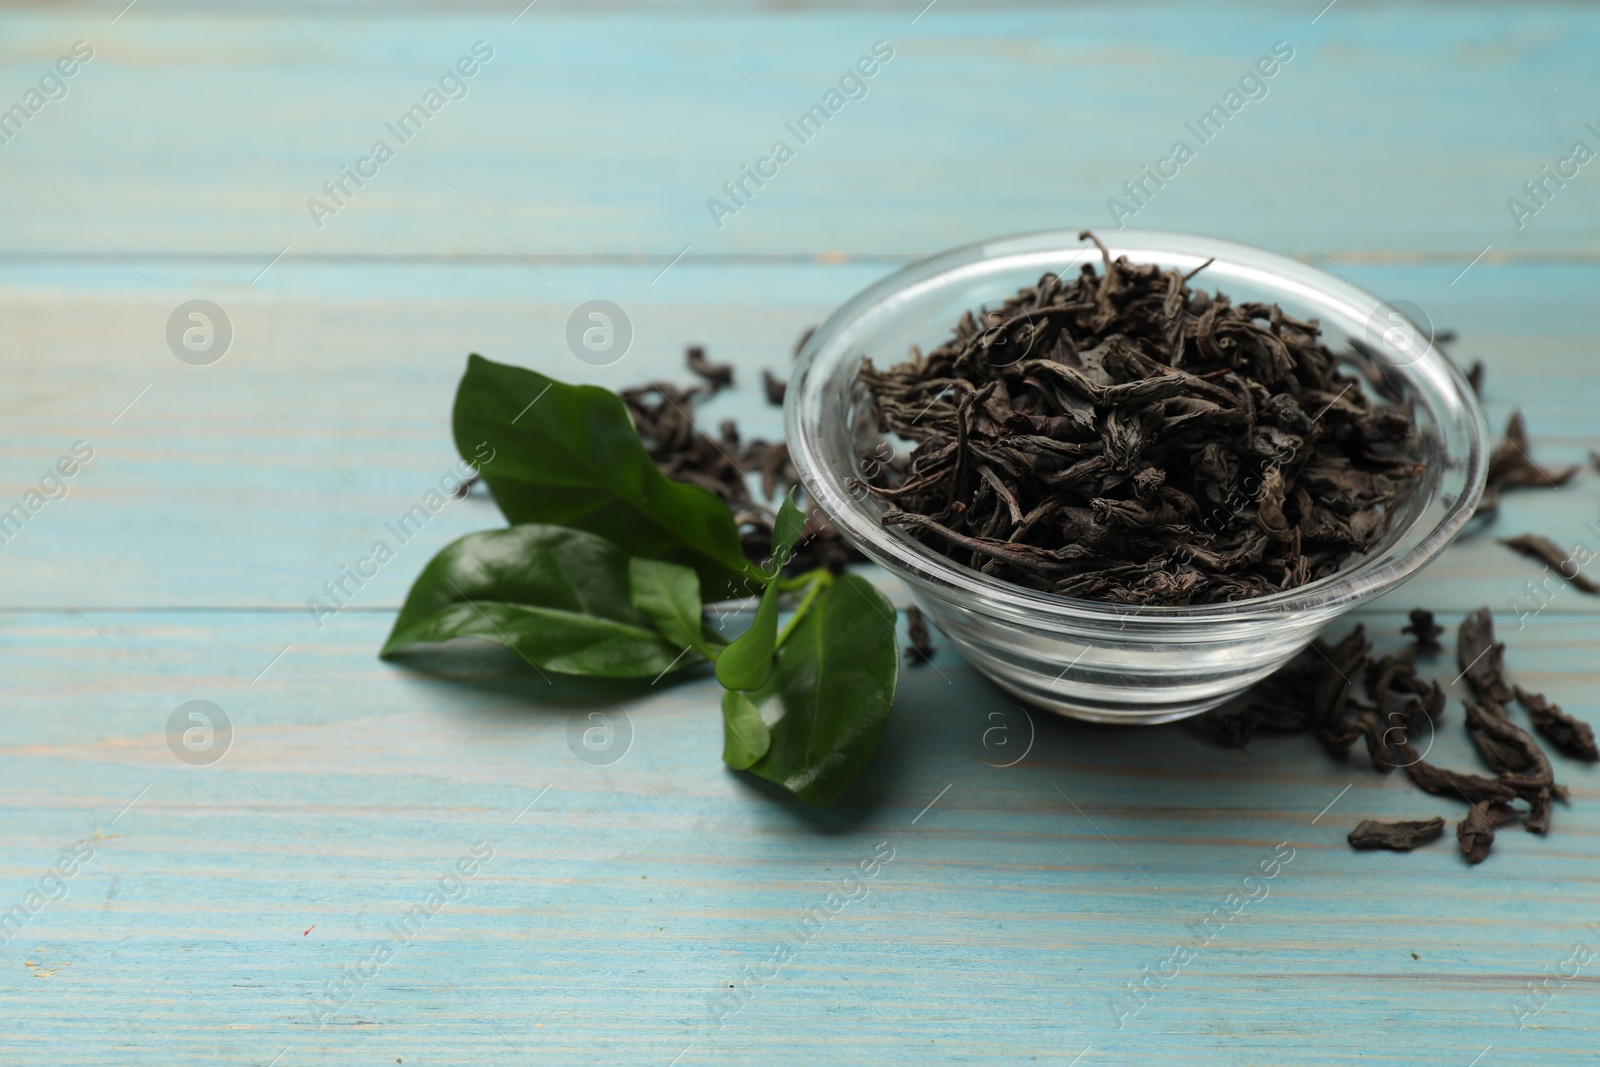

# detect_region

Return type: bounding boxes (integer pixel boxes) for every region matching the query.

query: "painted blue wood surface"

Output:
[2,4,1599,1065]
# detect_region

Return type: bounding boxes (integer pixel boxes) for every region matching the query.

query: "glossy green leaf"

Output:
[714,578,780,691]
[380,524,690,679]
[453,354,760,600]
[745,575,899,806]
[629,557,714,656]
[721,689,770,770]
[769,487,805,573]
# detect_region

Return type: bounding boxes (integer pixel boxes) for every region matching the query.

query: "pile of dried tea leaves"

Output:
[1203,606,1596,864]
[622,344,861,578]
[853,232,1426,605]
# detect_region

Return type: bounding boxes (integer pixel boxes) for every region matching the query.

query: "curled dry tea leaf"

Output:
[382,525,692,679]
[762,370,787,406]
[1475,411,1577,520]
[1401,608,1443,650]
[1464,699,1558,834]
[1499,534,1600,594]
[903,604,935,666]
[1457,803,1499,865]
[1515,685,1599,762]
[686,345,734,391]
[1348,818,1445,851]
[1457,608,1512,705]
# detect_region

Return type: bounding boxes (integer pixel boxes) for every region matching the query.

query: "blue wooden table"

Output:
[3,3,1598,1063]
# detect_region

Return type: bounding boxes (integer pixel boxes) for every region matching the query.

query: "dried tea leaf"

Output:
[1457,608,1513,705]
[1499,534,1600,594]
[686,345,733,391]
[1348,817,1445,851]
[1463,700,1534,775]
[1515,685,1599,761]
[1401,608,1443,650]
[762,370,787,406]
[1402,757,1517,806]
[1463,699,1559,833]
[1457,803,1498,865]
[1475,411,1577,520]
[903,604,935,666]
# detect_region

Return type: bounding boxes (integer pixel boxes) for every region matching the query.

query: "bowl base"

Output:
[980,671,1229,725]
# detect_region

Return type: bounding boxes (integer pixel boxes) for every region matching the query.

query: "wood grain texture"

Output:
[0,5,1595,259]
[2,3,1599,1065]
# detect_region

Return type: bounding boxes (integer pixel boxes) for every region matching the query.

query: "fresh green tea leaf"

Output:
[453,354,759,600]
[381,525,691,679]
[769,487,805,573]
[714,578,780,691]
[721,689,770,770]
[745,575,898,806]
[385,601,684,678]
[630,557,715,657]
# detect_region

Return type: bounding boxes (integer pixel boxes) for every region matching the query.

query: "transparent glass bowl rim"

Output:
[785,228,1490,623]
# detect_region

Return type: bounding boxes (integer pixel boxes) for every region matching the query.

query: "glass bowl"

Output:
[785,229,1487,724]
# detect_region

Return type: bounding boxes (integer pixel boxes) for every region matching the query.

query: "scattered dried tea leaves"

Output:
[856,231,1424,606]
[1499,534,1600,594]
[1205,604,1595,866]
[1348,817,1445,851]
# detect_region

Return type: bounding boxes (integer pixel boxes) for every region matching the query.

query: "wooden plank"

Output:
[0,6,1595,259]
[0,260,1596,611]
[1,607,1596,1064]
